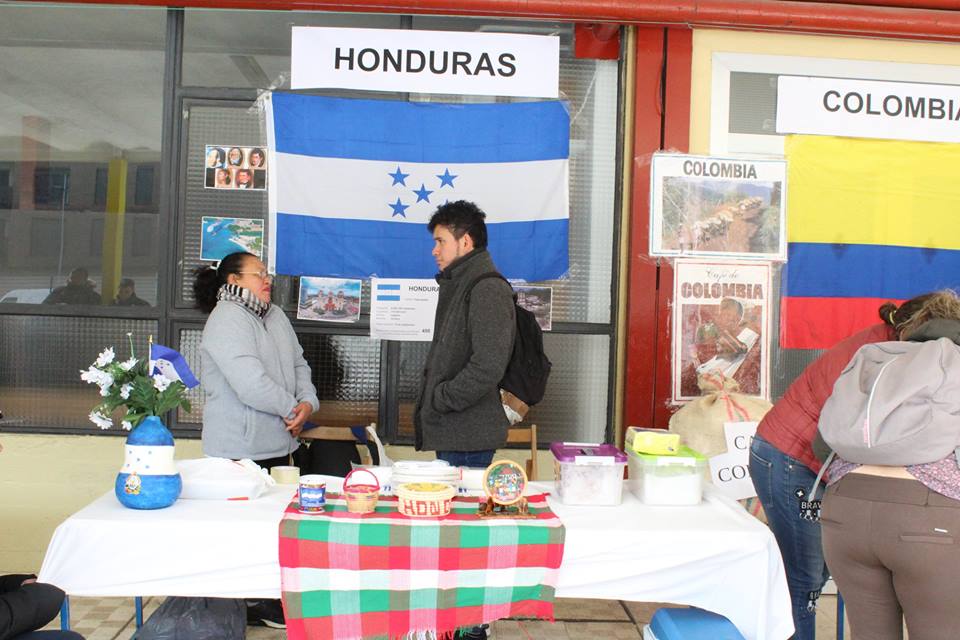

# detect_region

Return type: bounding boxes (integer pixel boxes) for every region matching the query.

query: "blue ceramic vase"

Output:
[115,416,182,509]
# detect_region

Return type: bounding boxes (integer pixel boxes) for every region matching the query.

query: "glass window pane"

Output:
[0,4,166,307]
[179,101,378,316]
[396,332,610,444]
[0,316,158,430]
[182,14,618,326]
[178,328,381,428]
[728,71,779,136]
[178,103,269,307]
[183,10,403,89]
[408,19,619,325]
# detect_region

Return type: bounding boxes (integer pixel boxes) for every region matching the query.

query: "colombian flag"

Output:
[781,135,960,349]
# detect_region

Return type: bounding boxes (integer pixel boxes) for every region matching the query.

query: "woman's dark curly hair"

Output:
[192,252,255,313]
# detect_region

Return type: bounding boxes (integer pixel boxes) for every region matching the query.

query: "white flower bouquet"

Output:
[80,334,192,430]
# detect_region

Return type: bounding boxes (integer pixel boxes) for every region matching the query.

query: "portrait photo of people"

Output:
[203,144,267,191]
[248,147,266,169]
[226,146,244,167]
[206,146,225,168]
[214,167,231,188]
[234,169,254,189]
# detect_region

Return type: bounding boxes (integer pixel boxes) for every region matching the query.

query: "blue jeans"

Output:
[436,450,496,468]
[750,434,830,640]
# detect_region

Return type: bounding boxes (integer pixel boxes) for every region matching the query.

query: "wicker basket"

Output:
[343,468,380,514]
[396,482,456,518]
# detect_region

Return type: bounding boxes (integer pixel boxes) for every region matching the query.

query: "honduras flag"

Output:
[265,93,569,281]
[149,344,200,389]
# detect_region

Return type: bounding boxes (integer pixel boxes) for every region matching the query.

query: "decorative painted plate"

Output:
[482,459,528,506]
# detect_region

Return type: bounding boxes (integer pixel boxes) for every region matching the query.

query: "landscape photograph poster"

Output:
[514,285,553,331]
[200,216,264,261]
[297,276,362,323]
[650,153,787,260]
[672,259,772,402]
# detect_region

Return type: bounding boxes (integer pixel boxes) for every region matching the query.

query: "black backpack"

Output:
[466,273,552,407]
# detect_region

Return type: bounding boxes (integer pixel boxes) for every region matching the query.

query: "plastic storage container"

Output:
[550,442,627,506]
[643,607,745,640]
[627,445,706,505]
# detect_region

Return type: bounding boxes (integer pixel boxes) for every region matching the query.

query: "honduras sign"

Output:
[265,93,570,281]
[291,26,559,98]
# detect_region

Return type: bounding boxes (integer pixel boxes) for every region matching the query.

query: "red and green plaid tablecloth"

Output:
[279,492,565,640]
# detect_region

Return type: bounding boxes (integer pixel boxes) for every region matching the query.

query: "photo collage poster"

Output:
[205,144,268,191]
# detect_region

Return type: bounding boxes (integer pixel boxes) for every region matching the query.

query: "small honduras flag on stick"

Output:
[149,343,200,389]
[264,93,570,281]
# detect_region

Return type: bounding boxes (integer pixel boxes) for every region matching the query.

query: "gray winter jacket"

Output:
[200,301,319,460]
[414,248,516,452]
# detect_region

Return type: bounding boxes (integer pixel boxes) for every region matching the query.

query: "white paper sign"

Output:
[291,26,559,98]
[777,76,960,144]
[708,421,758,501]
[370,278,439,342]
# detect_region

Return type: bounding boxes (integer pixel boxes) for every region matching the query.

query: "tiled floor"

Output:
[42,595,852,639]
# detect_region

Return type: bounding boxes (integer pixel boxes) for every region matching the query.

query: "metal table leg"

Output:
[60,596,71,631]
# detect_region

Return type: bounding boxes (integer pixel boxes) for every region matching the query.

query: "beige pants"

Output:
[822,473,960,640]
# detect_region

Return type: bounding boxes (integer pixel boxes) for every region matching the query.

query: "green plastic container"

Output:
[627,445,707,505]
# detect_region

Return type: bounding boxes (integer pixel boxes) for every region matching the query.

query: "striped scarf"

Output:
[217,283,269,319]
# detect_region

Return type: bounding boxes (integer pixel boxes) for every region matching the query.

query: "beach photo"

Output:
[200,216,264,261]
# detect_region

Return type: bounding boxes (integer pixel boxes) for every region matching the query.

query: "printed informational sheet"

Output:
[370,278,439,341]
[199,216,264,261]
[297,276,362,323]
[514,285,553,331]
[672,259,772,402]
[649,153,786,260]
[708,421,759,501]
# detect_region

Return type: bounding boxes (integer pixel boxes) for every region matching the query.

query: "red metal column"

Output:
[622,27,665,431]
[651,27,693,428]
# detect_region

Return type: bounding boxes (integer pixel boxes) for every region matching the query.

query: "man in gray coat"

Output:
[414,200,516,469]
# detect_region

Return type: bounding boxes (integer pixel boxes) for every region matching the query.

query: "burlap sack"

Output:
[669,371,772,521]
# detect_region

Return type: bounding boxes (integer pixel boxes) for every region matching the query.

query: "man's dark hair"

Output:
[427,200,488,249]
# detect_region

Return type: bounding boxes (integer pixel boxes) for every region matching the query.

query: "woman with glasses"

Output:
[192,251,317,470]
[192,251,316,629]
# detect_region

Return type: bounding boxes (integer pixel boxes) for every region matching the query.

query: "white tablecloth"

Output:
[539,483,794,640]
[39,479,792,640]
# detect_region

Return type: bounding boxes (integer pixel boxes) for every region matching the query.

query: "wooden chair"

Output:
[506,423,538,480]
[299,422,379,466]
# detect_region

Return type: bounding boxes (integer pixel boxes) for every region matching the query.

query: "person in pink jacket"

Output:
[749,293,933,640]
